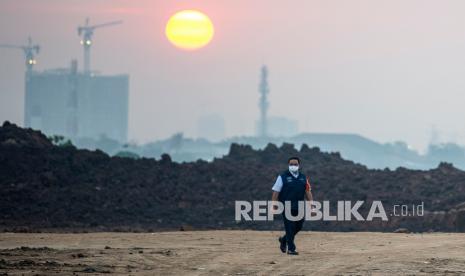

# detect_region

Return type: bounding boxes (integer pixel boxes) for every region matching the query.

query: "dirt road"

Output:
[0,231,465,275]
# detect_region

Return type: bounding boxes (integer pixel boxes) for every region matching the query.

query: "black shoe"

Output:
[278,237,286,253]
[287,250,299,255]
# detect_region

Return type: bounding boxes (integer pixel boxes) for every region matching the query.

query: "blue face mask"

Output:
[289,165,299,173]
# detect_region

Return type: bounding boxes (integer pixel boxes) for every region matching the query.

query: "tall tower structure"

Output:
[1,37,40,127]
[0,36,40,73]
[77,18,123,74]
[258,65,269,137]
[67,60,79,138]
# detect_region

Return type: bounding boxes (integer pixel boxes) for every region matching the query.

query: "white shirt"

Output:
[272,170,299,192]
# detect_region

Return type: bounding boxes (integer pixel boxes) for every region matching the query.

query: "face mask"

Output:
[289,165,299,173]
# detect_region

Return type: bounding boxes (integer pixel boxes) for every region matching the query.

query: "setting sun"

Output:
[165,10,214,50]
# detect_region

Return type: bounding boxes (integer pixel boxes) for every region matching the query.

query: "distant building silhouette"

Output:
[24,60,129,142]
[197,114,225,141]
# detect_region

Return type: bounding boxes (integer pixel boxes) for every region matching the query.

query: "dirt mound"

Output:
[1,122,465,232]
[0,121,52,148]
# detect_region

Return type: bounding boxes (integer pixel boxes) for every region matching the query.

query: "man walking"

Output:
[271,157,313,255]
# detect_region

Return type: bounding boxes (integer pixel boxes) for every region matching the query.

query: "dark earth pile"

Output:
[1,121,465,232]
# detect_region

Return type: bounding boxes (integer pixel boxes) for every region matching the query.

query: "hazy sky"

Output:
[2,0,465,151]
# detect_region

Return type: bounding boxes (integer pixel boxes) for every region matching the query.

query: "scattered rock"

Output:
[71,253,86,258]
[153,249,175,256]
[81,267,97,273]
[393,228,410,233]
[180,225,194,231]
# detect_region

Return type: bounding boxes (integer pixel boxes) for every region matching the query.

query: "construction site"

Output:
[1,18,129,143]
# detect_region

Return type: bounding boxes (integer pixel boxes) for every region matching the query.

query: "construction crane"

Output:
[77,18,123,74]
[0,36,40,72]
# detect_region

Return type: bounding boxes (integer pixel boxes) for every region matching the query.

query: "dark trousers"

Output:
[282,208,304,252]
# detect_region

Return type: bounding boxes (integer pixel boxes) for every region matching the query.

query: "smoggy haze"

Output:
[2,0,465,151]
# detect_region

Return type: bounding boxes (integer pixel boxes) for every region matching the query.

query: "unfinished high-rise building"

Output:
[24,60,129,142]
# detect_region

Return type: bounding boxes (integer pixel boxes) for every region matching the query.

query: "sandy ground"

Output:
[0,231,465,275]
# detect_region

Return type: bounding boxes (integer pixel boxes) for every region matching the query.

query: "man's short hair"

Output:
[288,156,300,164]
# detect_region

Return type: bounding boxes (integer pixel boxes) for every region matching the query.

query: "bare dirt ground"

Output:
[0,231,465,275]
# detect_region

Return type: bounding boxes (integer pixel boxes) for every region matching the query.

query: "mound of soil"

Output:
[1,121,465,232]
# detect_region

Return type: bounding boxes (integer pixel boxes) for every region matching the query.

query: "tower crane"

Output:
[0,36,40,72]
[78,18,123,74]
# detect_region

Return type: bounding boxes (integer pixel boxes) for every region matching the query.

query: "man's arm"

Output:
[272,191,280,210]
[271,175,282,210]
